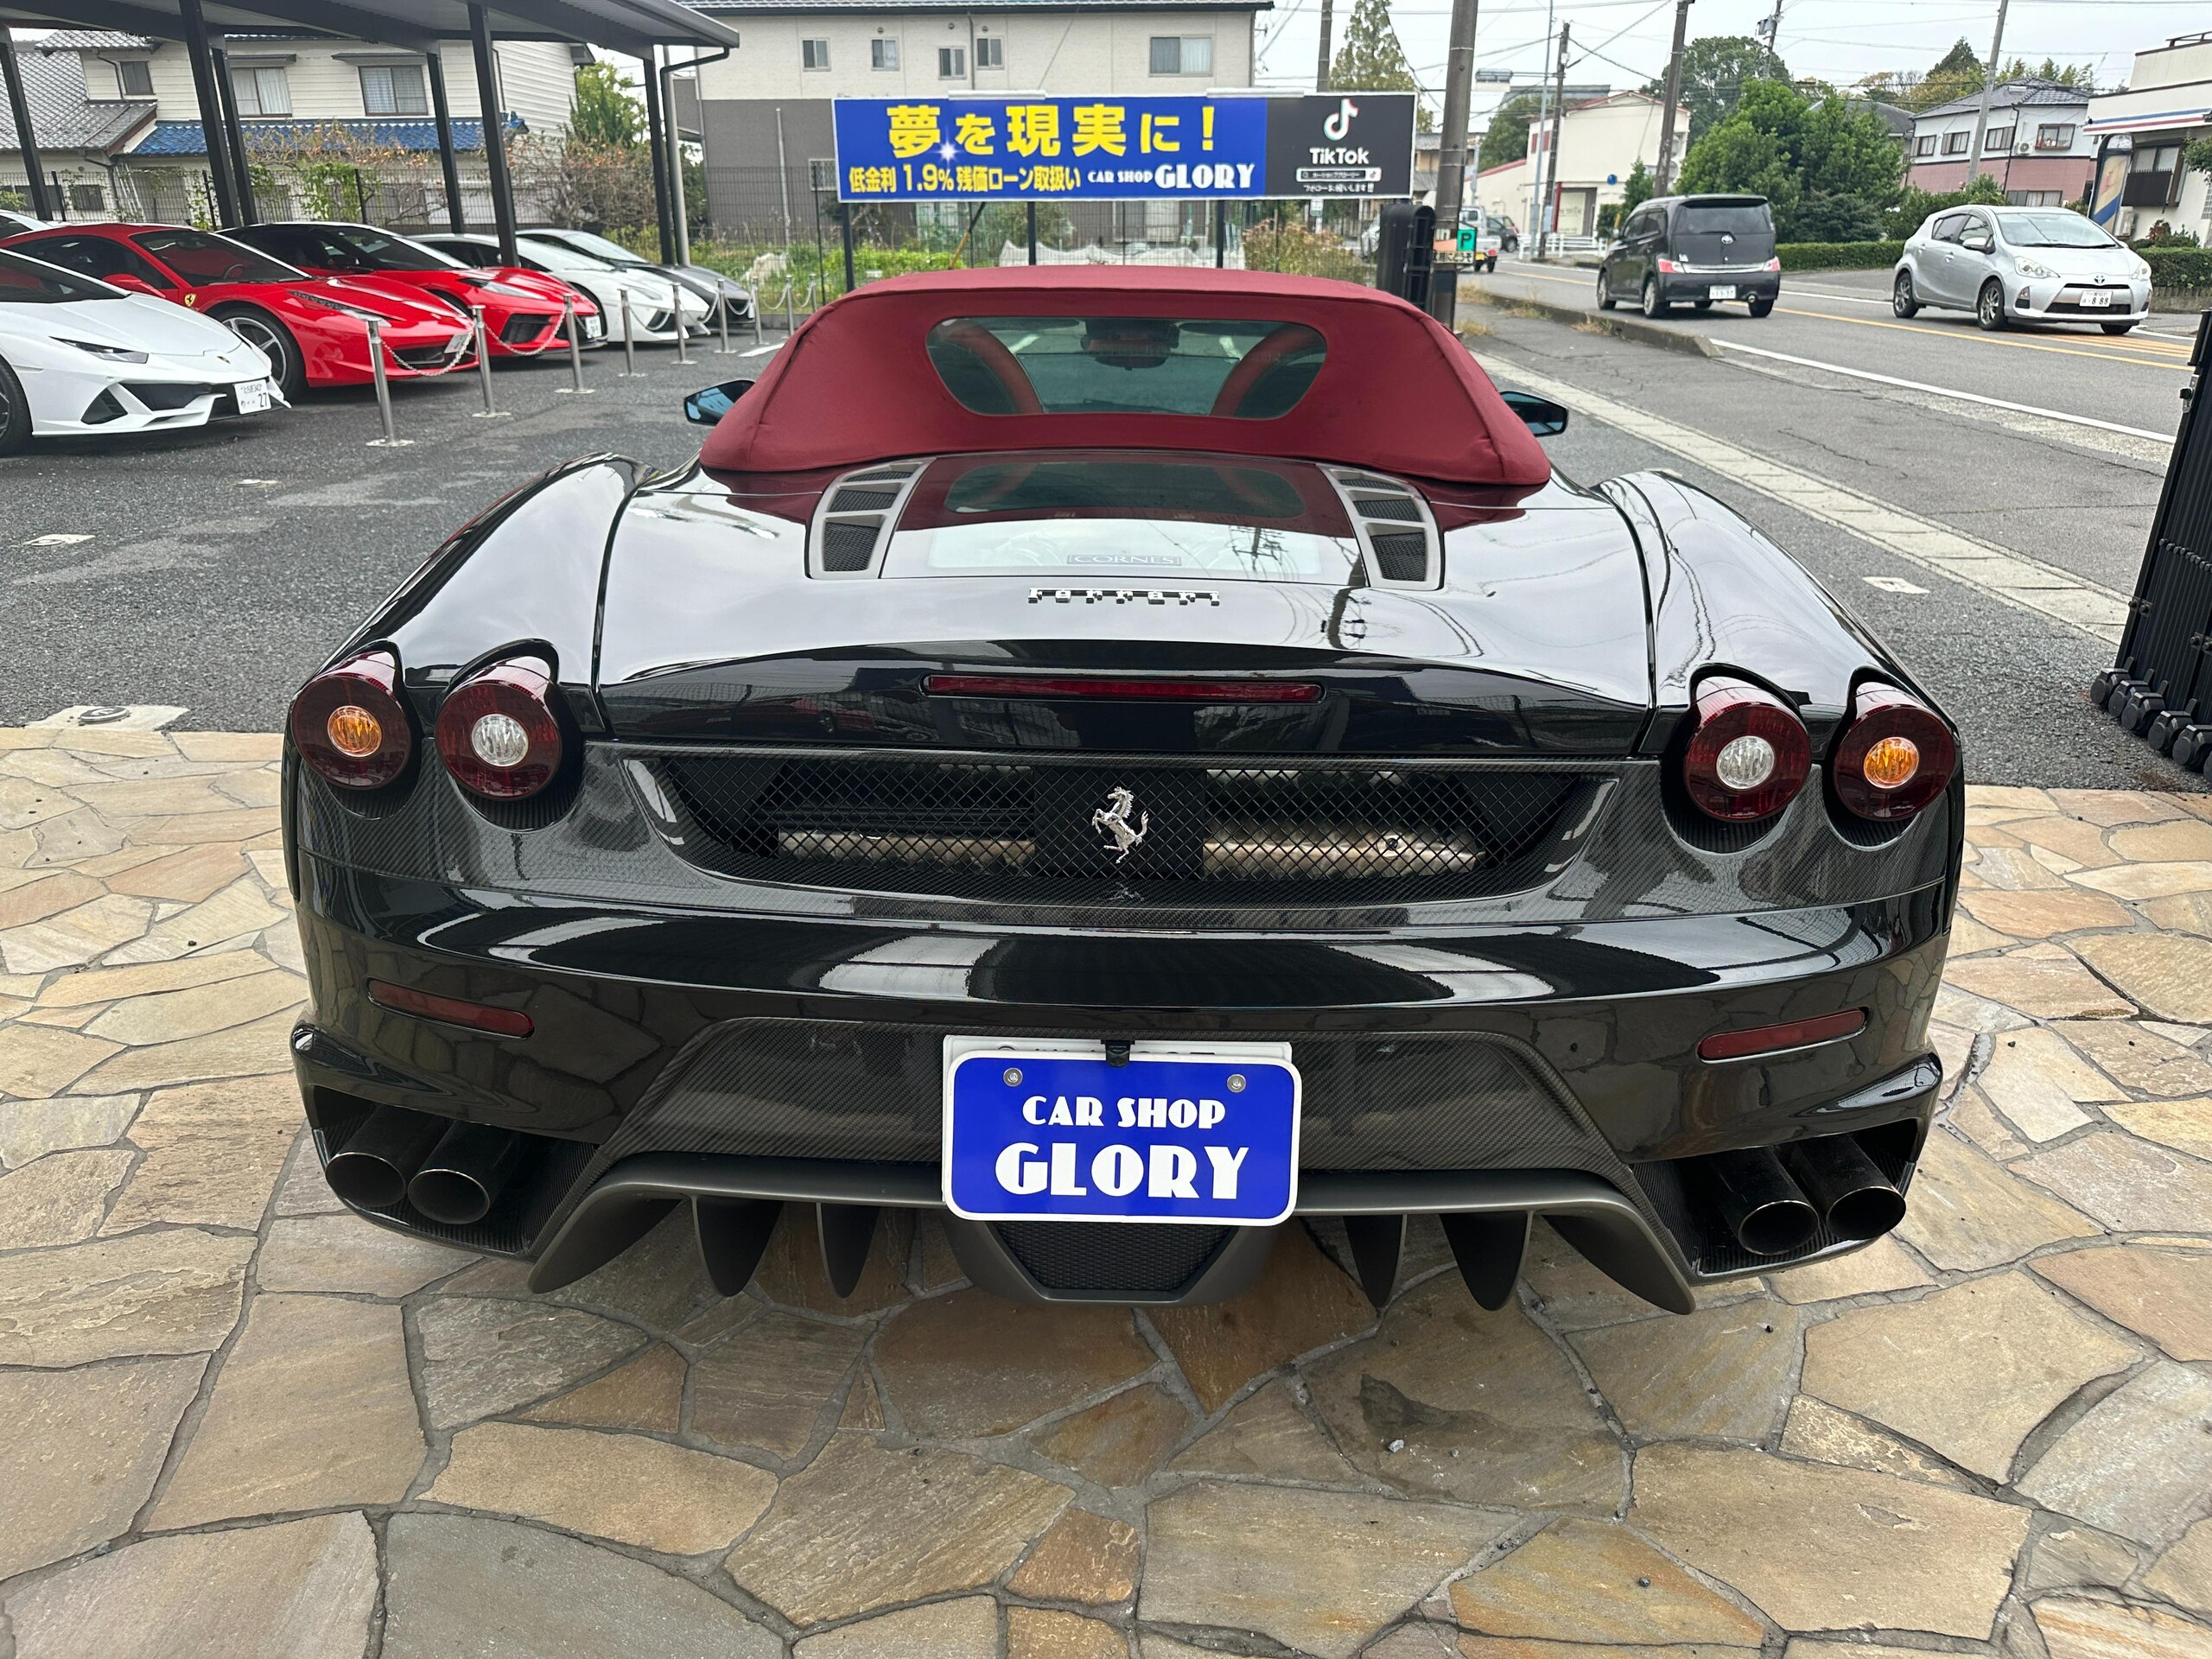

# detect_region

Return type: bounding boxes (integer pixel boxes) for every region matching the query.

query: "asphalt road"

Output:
[1478,260,2194,442]
[0,293,2197,791]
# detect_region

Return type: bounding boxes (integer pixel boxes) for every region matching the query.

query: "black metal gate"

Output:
[2095,310,2212,766]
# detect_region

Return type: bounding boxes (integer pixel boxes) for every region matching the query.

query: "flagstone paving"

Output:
[1,727,2210,1656]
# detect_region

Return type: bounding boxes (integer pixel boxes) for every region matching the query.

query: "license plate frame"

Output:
[233,378,271,415]
[2080,289,2113,308]
[942,1038,1300,1227]
[1707,284,1738,301]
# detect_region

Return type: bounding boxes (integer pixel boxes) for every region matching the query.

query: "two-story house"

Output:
[1905,79,2094,206]
[3,34,159,218]
[683,0,1268,247]
[1476,89,1682,244]
[2086,32,2212,243]
[29,28,582,226]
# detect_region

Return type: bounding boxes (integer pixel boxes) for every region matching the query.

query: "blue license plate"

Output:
[943,1041,1300,1225]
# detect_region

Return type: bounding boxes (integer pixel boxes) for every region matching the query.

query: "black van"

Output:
[1597,194,1780,318]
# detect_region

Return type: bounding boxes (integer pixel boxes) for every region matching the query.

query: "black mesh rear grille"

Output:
[1370,531,1429,582]
[1351,494,1421,521]
[994,1221,1230,1293]
[819,521,882,572]
[649,753,1593,906]
[830,486,900,512]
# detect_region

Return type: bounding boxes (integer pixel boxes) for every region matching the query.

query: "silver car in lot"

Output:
[1892,205,2152,334]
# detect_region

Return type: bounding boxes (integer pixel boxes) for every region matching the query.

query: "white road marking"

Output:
[22,533,92,546]
[1707,339,2176,442]
[1471,349,2129,645]
[32,704,187,730]
[741,344,780,358]
[1864,575,1929,594]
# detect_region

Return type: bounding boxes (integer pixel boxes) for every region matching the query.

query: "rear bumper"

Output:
[286,855,1948,1309]
[1660,274,1779,304]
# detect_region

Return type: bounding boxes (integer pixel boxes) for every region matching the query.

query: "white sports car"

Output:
[416,232,711,344]
[0,244,278,454]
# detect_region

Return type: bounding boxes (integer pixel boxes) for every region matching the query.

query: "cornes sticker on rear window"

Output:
[925,316,1326,420]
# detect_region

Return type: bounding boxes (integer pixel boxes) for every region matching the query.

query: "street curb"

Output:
[1464,289,1722,359]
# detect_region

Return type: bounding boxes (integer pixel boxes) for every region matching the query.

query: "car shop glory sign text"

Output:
[833,92,1414,202]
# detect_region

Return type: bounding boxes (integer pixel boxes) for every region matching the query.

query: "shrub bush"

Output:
[1777,240,1904,270]
[2145,245,2212,289]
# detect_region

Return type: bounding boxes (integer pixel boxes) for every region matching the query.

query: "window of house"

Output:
[2005,190,2062,207]
[231,66,291,116]
[114,59,154,97]
[1914,134,1936,156]
[976,35,1002,69]
[938,45,964,77]
[801,38,830,70]
[1149,36,1212,75]
[359,64,429,116]
[1984,125,2014,152]
[1942,130,1968,155]
[2035,124,2075,149]
[67,182,104,212]
[870,38,898,70]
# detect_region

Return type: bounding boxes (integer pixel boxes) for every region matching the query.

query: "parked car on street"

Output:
[1598,194,1781,318]
[281,267,1961,1319]
[521,226,753,327]
[222,221,603,355]
[0,242,276,454]
[416,232,710,344]
[0,207,54,238]
[1891,205,2152,334]
[0,222,476,398]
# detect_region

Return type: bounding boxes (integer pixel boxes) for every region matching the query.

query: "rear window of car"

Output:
[134,228,303,286]
[0,247,118,303]
[943,458,1307,519]
[926,316,1326,419]
[1676,203,1772,238]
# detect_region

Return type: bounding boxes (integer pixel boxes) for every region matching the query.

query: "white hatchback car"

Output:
[0,244,276,454]
[1892,205,2152,334]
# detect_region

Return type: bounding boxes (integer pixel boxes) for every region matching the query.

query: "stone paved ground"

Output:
[2,725,2210,1658]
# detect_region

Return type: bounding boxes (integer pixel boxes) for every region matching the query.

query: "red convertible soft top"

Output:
[698,266,1552,489]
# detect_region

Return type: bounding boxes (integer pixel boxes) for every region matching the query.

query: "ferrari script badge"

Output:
[1091,786,1149,864]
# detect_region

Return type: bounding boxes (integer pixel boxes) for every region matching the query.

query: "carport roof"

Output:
[0,0,738,60]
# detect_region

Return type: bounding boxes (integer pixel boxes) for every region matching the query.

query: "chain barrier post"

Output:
[672,282,691,365]
[556,296,592,395]
[365,319,410,446]
[716,289,734,355]
[468,306,505,418]
[620,289,639,377]
[782,275,794,334]
[750,285,763,346]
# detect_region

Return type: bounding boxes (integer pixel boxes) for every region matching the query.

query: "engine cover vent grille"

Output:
[647,749,1599,907]
[808,461,926,580]
[1324,467,1442,590]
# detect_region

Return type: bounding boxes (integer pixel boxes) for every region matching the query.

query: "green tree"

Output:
[1643,36,1787,149]
[1996,56,2094,90]
[1330,0,1434,130]
[1903,38,1986,111]
[1618,158,1653,215]
[570,60,645,149]
[1675,78,1904,241]
[1479,92,1542,172]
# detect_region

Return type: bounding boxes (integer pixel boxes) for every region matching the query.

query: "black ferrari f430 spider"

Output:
[281,267,1961,1314]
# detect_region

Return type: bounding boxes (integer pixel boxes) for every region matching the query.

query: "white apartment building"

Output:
[1478,91,1685,240]
[1905,79,2094,206]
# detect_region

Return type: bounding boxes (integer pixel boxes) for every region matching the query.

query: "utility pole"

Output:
[1653,0,1692,194]
[1427,0,1481,327]
[1314,0,1333,90]
[1526,0,1554,264]
[1965,0,2010,184]
[1763,0,1783,65]
[1536,21,1568,258]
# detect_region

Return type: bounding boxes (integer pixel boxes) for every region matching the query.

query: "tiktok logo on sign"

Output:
[944,1047,1300,1225]
[1324,98,1359,141]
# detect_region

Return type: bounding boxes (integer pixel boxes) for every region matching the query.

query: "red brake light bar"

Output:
[1697,1008,1866,1062]
[368,980,533,1037]
[925,674,1321,703]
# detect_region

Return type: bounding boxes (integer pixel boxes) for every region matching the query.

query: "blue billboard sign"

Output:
[831,92,1415,203]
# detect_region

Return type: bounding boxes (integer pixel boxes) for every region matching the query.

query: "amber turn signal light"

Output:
[291,650,412,790]
[1833,683,1955,821]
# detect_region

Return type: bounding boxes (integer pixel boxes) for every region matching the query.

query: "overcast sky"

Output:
[1250,0,2206,119]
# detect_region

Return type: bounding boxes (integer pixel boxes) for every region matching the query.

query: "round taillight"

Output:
[435,658,564,800]
[1682,677,1811,822]
[1833,683,1955,820]
[290,649,412,789]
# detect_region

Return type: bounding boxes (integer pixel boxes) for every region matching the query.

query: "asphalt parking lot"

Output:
[0,286,2198,791]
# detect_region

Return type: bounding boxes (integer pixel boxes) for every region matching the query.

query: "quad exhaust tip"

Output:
[410,1121,524,1226]
[1701,1134,1904,1257]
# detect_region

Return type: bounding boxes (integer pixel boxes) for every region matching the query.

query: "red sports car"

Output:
[0,222,476,398]
[221,221,602,358]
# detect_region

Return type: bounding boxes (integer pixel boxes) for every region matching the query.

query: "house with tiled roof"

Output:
[1905,79,2094,206]
[14,29,583,226]
[2,36,159,217]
